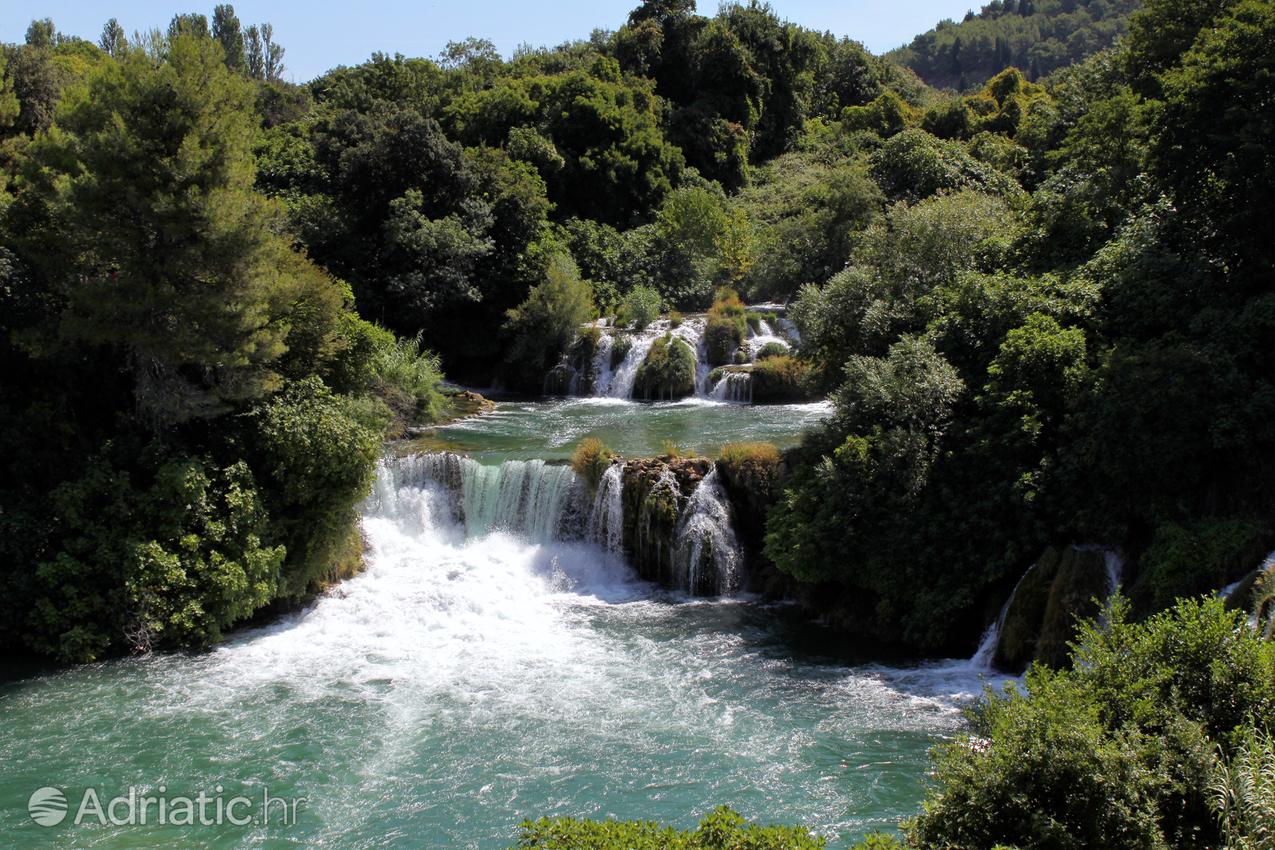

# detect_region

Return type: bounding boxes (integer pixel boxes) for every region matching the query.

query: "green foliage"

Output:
[513,806,824,850]
[503,253,595,392]
[890,0,1141,90]
[633,333,697,400]
[368,332,447,426]
[617,285,663,330]
[1130,520,1268,616]
[910,597,1275,850]
[244,378,382,597]
[705,288,748,367]
[869,128,1021,202]
[571,436,615,491]
[756,341,788,360]
[1208,726,1275,850]
[750,355,812,403]
[25,35,345,425]
[27,450,284,662]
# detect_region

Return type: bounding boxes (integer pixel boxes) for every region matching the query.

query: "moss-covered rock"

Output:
[633,334,696,400]
[1129,519,1269,617]
[620,455,712,585]
[995,546,1114,671]
[751,355,814,403]
[543,327,602,395]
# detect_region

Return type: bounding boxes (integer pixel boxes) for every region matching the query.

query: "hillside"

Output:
[888,0,1140,89]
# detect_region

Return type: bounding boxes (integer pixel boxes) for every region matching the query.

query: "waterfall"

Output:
[601,326,662,398]
[969,564,1036,671]
[710,371,752,403]
[377,452,744,597]
[674,468,743,596]
[461,459,584,542]
[586,462,625,554]
[591,332,615,396]
[590,317,714,398]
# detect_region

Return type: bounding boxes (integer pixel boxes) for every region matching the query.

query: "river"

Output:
[1,398,1011,849]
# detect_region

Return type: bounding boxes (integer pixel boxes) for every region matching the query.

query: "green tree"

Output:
[98,19,127,58]
[212,5,247,71]
[502,253,595,391]
[35,35,344,425]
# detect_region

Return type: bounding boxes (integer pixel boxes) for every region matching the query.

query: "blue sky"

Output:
[2,1,976,82]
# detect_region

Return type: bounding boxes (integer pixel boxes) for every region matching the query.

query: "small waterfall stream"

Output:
[674,468,743,596]
[710,372,753,403]
[968,565,1035,671]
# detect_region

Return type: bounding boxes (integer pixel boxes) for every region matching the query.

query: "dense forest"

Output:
[1,0,1273,846]
[888,0,1140,89]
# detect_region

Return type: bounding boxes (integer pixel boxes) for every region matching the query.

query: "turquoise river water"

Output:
[0,398,1011,849]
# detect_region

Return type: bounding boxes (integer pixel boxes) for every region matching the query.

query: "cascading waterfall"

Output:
[378,452,742,596]
[586,462,625,554]
[674,468,743,596]
[969,564,1035,671]
[599,325,663,398]
[461,459,584,542]
[591,317,715,398]
[711,371,753,403]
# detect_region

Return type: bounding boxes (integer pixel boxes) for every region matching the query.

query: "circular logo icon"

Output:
[28,787,67,827]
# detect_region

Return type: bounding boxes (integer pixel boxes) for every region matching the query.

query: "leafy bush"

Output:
[571,437,614,491]
[909,597,1275,850]
[371,332,446,425]
[512,806,824,850]
[1209,726,1275,850]
[26,451,286,662]
[1130,519,1268,617]
[503,252,595,391]
[756,341,789,360]
[245,377,382,597]
[617,284,663,330]
[706,288,748,366]
[751,355,812,402]
[633,334,697,400]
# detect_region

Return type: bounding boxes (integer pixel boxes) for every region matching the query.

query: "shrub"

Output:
[717,442,782,504]
[371,332,446,424]
[245,377,382,597]
[751,355,812,402]
[668,310,684,328]
[617,285,663,330]
[571,437,614,491]
[1129,519,1267,616]
[706,288,748,366]
[908,597,1275,850]
[756,341,789,360]
[503,252,596,391]
[633,334,697,400]
[512,806,824,850]
[1209,726,1275,850]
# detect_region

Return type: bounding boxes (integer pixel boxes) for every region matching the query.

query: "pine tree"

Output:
[41,36,341,425]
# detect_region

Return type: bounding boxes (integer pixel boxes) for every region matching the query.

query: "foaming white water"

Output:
[601,326,659,398]
[586,462,625,554]
[0,455,1007,850]
[675,468,743,595]
[592,318,715,398]
[968,564,1036,671]
[711,371,753,403]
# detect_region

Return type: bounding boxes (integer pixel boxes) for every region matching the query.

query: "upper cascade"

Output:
[547,305,801,403]
[368,451,745,597]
